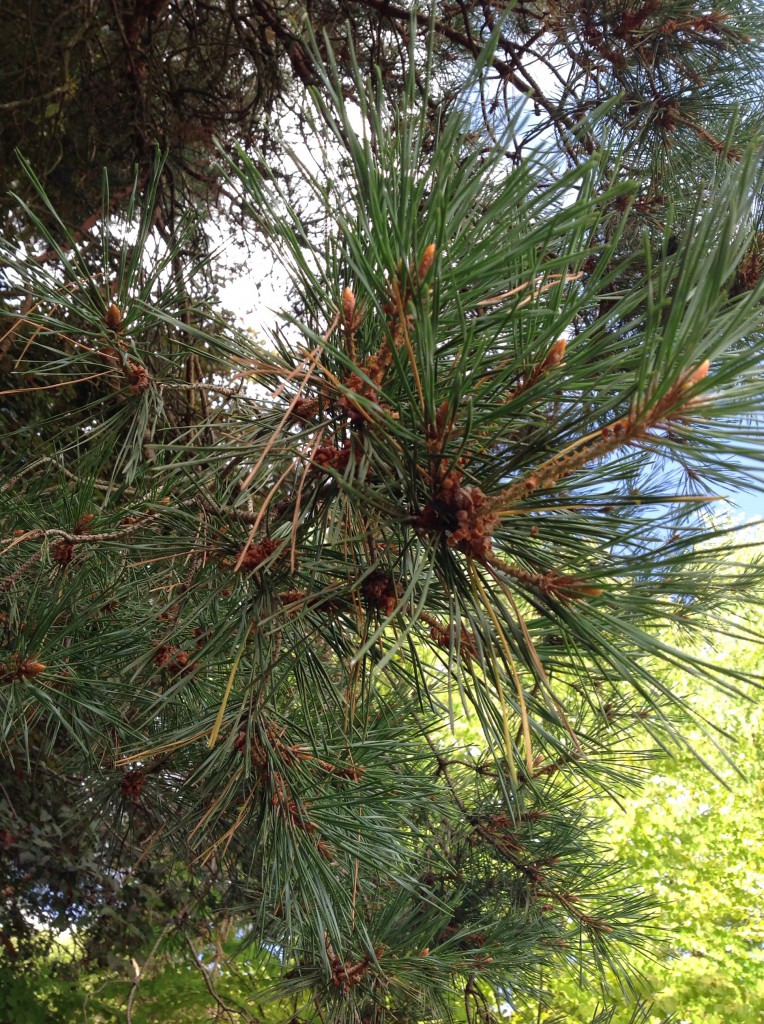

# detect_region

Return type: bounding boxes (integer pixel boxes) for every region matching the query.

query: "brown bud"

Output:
[19,660,45,677]
[74,513,94,535]
[553,577,604,601]
[342,286,356,325]
[105,303,123,331]
[681,359,710,390]
[434,399,450,437]
[542,337,567,370]
[417,243,436,281]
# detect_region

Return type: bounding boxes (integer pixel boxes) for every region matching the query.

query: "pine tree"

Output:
[2,15,764,1024]
[4,1,762,283]
[4,1,762,458]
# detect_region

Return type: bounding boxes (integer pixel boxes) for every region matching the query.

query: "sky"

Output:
[730,482,763,523]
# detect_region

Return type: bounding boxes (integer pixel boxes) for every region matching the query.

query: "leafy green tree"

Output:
[517,589,764,1024]
[2,21,764,1024]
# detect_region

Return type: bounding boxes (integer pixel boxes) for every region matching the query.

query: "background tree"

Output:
[516,581,764,1024]
[3,11,764,1024]
[3,0,761,228]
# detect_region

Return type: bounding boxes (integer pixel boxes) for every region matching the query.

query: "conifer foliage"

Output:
[2,24,764,1024]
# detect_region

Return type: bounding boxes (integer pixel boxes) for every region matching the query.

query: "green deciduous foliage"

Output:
[2,12,764,1024]
[523,593,764,1024]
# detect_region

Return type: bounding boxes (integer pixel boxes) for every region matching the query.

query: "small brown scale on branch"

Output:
[234,722,324,833]
[233,721,360,862]
[290,396,322,422]
[326,936,385,993]
[120,770,145,803]
[339,362,391,423]
[313,444,351,472]
[236,537,280,571]
[53,543,74,566]
[611,0,662,39]
[473,813,527,858]
[275,794,317,834]
[467,808,545,858]
[153,645,190,671]
[416,338,569,560]
[529,747,585,781]
[53,513,94,567]
[237,719,361,779]
[125,360,150,395]
[577,913,614,934]
[491,558,603,603]
[233,716,256,757]
[98,349,150,395]
[419,611,478,665]
[290,252,432,431]
[362,569,401,617]
[466,810,596,927]
[416,466,498,561]
[659,11,736,40]
[439,470,498,561]
[435,924,489,951]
